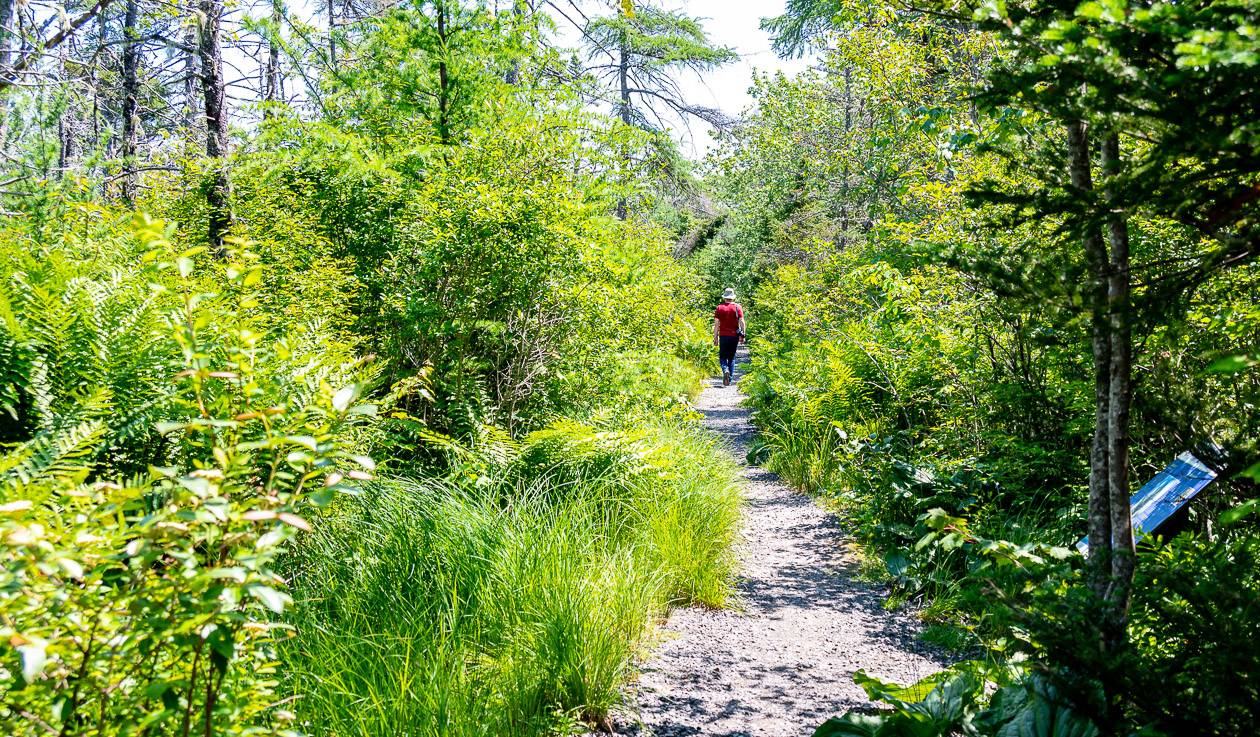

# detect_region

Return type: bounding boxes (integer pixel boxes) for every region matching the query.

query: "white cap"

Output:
[722,288,736,300]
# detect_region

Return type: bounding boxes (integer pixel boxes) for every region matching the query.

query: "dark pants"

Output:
[719,336,739,379]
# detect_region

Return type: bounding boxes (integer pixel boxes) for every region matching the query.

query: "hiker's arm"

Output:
[713,318,720,346]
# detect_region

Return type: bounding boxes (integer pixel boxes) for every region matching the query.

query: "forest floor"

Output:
[610,348,947,736]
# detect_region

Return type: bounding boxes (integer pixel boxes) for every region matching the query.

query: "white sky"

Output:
[553,0,816,156]
[660,0,814,154]
[231,1,812,154]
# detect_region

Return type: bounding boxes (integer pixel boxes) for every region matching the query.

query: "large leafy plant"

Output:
[814,663,1098,737]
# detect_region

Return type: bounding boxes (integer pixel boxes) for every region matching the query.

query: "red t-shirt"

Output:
[715,302,743,337]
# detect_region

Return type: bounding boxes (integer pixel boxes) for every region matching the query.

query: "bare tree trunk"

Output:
[57,24,70,172]
[0,0,13,68]
[1101,132,1135,618]
[0,0,11,150]
[183,19,199,132]
[120,0,139,205]
[91,9,106,158]
[614,25,630,220]
[435,1,450,145]
[326,0,337,72]
[197,0,231,251]
[1068,118,1114,596]
[58,106,70,171]
[504,0,526,84]
[617,29,631,127]
[840,65,851,248]
[263,0,281,116]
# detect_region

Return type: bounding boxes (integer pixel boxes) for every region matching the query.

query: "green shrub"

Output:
[1123,532,1260,734]
[0,216,375,736]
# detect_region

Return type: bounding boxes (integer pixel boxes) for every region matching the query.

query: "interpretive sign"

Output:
[1076,450,1219,553]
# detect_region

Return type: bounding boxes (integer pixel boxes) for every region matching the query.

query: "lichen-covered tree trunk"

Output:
[840,65,851,248]
[1068,118,1115,598]
[436,1,450,146]
[182,22,199,131]
[1102,132,1135,616]
[326,0,337,70]
[0,0,13,68]
[1067,120,1138,662]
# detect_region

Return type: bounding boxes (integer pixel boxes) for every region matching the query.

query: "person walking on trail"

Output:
[714,288,746,387]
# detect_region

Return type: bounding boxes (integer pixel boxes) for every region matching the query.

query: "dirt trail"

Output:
[615,348,946,736]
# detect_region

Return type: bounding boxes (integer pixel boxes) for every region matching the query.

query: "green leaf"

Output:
[17,638,48,683]
[349,454,377,471]
[1075,1,1103,19]
[56,557,84,579]
[886,549,912,576]
[1240,461,1260,481]
[309,488,336,506]
[332,385,359,412]
[855,669,937,706]
[246,584,291,614]
[287,435,319,451]
[1208,354,1258,374]
[1220,498,1260,526]
[814,713,886,737]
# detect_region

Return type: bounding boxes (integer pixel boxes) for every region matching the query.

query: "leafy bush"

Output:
[834,517,1260,736]
[0,217,374,736]
[0,211,175,464]
[1123,532,1260,734]
[1003,531,1260,736]
[737,248,1088,616]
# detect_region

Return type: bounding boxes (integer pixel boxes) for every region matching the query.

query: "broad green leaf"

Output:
[332,385,358,412]
[1075,1,1103,19]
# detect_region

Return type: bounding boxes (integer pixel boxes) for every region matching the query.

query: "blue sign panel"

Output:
[1077,451,1219,553]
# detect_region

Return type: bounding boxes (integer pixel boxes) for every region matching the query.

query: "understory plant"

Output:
[0,216,375,735]
[281,416,741,736]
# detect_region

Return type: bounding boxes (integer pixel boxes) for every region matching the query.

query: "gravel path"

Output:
[613,348,947,737]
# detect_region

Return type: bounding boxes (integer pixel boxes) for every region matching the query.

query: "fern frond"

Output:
[0,417,107,495]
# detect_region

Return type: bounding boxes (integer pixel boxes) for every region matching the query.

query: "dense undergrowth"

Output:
[0,4,744,732]
[697,2,1260,734]
[5,0,1260,733]
[0,205,736,736]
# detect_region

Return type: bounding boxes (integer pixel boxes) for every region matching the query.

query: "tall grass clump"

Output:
[281,417,740,736]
